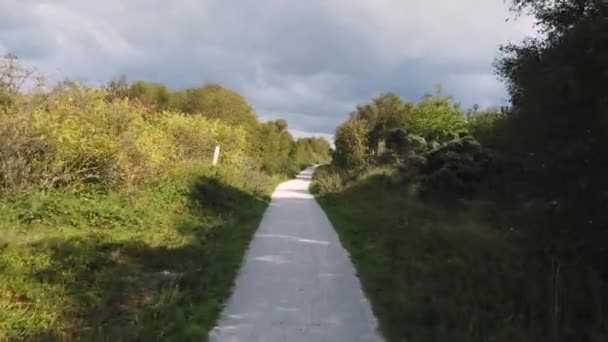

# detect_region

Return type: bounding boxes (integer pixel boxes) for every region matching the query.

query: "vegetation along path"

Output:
[209,167,383,342]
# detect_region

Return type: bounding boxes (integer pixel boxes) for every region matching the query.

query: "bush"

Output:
[406,134,428,154]
[310,165,344,194]
[406,89,468,143]
[333,119,368,169]
[400,136,497,197]
[0,87,252,195]
[466,111,507,147]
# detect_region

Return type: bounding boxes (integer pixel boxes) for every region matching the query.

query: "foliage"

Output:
[172,84,259,128]
[128,80,171,110]
[352,93,411,155]
[466,109,508,147]
[0,87,248,195]
[105,80,260,130]
[510,0,603,36]
[402,137,498,198]
[495,0,608,186]
[310,164,344,195]
[333,89,467,169]
[0,54,43,111]
[407,89,468,143]
[333,118,368,169]
[477,3,608,340]
[291,137,332,168]
[273,119,288,132]
[385,128,410,156]
[249,121,298,175]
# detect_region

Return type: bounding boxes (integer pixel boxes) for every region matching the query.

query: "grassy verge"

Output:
[0,165,281,341]
[316,168,534,342]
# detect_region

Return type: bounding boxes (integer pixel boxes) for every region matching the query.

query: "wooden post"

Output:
[212,145,220,166]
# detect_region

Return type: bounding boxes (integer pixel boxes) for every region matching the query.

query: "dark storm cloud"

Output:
[0,0,534,137]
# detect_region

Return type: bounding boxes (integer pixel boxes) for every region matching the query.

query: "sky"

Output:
[0,0,535,140]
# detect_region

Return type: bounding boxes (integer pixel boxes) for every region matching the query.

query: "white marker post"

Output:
[212,145,221,166]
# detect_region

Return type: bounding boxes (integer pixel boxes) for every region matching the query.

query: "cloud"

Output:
[0,0,534,135]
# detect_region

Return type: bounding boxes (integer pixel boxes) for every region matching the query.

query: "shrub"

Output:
[466,111,507,147]
[333,119,368,169]
[0,86,251,195]
[399,136,497,197]
[310,165,344,194]
[407,90,468,143]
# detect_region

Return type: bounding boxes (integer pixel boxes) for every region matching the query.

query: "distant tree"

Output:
[175,84,258,128]
[333,119,368,169]
[0,53,43,110]
[274,119,288,132]
[128,81,171,109]
[353,93,409,154]
[291,137,332,167]
[104,75,129,102]
[330,88,468,168]
[407,88,467,143]
[248,120,296,174]
[0,53,40,92]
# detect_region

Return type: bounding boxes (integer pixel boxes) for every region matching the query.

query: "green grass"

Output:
[316,169,534,342]
[0,165,281,341]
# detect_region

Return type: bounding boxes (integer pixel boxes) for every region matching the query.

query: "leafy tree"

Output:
[333,119,368,169]
[249,121,297,174]
[466,108,507,147]
[489,3,608,340]
[496,0,608,186]
[274,119,288,132]
[174,84,258,128]
[331,88,469,168]
[0,53,41,92]
[104,76,129,102]
[128,81,171,109]
[0,53,42,110]
[292,137,332,167]
[353,93,411,154]
[407,88,467,143]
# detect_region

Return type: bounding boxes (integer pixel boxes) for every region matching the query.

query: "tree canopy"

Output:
[333,89,468,167]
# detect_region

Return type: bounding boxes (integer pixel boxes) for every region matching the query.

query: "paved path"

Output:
[209,167,383,342]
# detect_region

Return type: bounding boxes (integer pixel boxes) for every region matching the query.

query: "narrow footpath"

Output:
[209,167,383,342]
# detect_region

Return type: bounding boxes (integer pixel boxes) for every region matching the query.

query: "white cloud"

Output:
[0,0,534,135]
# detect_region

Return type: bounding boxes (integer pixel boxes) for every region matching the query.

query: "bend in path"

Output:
[209,166,383,342]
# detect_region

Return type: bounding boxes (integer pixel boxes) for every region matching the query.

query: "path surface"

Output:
[209,167,383,342]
